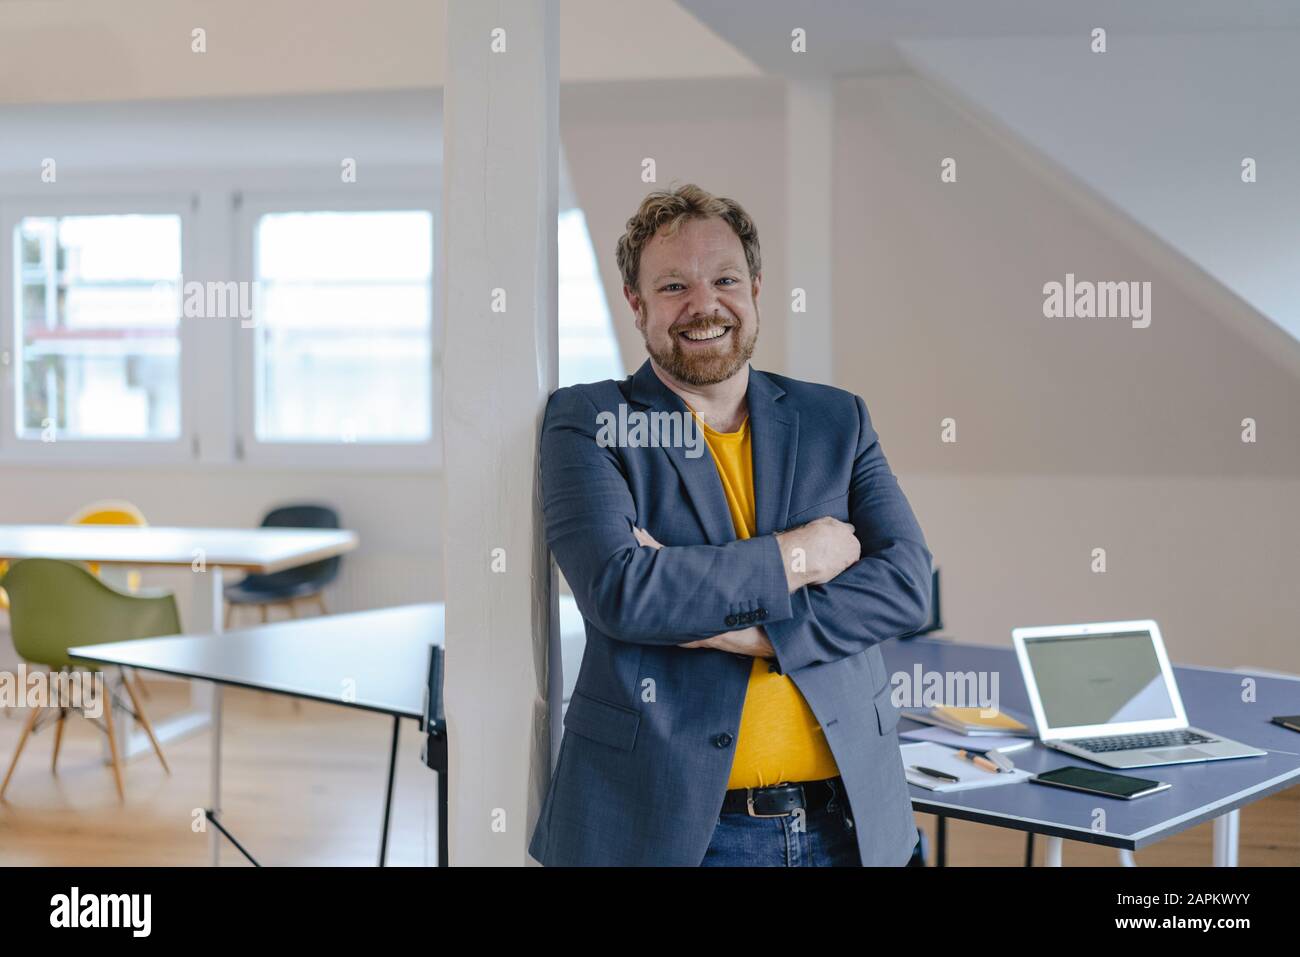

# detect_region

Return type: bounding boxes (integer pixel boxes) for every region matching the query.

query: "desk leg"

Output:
[209,683,223,866]
[1212,810,1240,866]
[379,716,400,867]
[438,766,448,868]
[1045,836,1063,867]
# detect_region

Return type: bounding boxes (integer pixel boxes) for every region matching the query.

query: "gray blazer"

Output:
[529,360,932,866]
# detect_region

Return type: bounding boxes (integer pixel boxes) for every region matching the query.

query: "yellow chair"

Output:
[66,500,149,592]
[1,502,150,611]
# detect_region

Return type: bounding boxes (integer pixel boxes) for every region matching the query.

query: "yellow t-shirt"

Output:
[690,410,841,789]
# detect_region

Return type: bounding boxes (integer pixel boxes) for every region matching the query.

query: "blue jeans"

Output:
[700,779,862,867]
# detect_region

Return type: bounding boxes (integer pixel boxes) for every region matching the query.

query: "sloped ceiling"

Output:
[897,33,1300,348]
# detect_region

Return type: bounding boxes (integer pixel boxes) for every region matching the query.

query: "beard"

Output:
[638,307,759,387]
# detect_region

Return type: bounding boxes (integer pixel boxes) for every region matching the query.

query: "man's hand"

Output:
[775,516,860,592]
[680,626,775,658]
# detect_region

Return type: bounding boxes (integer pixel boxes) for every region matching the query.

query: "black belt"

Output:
[721,776,843,818]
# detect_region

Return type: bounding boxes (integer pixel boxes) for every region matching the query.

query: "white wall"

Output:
[560,77,790,374]
[835,73,1300,478]
[0,0,756,106]
[834,73,1299,671]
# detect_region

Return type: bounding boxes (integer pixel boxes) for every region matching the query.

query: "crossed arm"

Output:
[540,387,933,675]
[632,525,779,658]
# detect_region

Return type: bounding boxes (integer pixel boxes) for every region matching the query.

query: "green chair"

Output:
[1,559,177,801]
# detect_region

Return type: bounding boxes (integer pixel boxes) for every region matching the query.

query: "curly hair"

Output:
[615,183,761,293]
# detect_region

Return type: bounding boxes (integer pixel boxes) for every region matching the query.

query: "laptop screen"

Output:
[1024,629,1178,729]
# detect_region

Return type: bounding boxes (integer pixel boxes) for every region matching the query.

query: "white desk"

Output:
[0,524,358,756]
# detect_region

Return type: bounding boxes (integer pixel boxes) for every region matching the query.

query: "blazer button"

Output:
[724,615,738,626]
[714,732,733,748]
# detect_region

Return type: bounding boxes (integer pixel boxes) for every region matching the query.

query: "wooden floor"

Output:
[0,680,439,866]
[1,679,1295,866]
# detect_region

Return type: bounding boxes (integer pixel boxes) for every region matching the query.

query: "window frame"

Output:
[232,189,442,471]
[0,194,198,465]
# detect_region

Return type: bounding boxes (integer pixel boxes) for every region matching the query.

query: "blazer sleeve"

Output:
[541,386,794,645]
[763,394,932,675]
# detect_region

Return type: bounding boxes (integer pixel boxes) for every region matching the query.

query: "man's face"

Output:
[626,215,760,387]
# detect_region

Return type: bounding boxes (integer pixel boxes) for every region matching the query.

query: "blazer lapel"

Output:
[626,360,800,543]
[626,360,735,545]
[747,369,799,536]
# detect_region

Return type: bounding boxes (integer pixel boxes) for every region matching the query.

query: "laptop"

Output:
[1012,620,1266,769]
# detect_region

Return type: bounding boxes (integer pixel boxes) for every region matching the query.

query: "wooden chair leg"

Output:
[1,706,41,799]
[314,593,328,615]
[259,603,269,623]
[51,707,68,772]
[120,670,169,774]
[129,666,150,700]
[102,690,126,802]
[224,602,234,630]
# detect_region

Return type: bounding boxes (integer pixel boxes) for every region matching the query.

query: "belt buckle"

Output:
[745,784,799,818]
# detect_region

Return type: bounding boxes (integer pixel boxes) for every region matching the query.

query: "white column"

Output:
[785,76,835,383]
[442,0,559,867]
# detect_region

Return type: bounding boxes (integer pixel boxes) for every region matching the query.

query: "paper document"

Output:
[901,742,1034,792]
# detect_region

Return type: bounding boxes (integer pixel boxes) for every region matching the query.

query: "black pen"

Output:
[910,765,959,783]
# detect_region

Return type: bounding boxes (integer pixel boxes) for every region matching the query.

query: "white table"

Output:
[0,523,358,758]
[72,605,440,867]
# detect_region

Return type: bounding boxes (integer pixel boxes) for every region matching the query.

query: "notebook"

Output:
[900,725,1035,753]
[901,705,1034,736]
[901,742,1034,792]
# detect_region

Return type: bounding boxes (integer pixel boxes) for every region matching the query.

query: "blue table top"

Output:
[882,636,1300,849]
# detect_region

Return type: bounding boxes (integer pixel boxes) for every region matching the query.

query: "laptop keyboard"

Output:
[1071,729,1216,753]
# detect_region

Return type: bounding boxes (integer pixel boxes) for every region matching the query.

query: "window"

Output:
[0,184,616,470]
[12,213,182,441]
[252,209,434,444]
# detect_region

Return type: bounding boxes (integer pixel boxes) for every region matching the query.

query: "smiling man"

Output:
[528,184,932,867]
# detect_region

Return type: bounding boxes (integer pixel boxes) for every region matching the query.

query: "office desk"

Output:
[71,603,441,867]
[0,523,357,754]
[882,637,1300,865]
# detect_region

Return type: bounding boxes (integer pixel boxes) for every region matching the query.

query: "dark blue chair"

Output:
[223,504,342,627]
